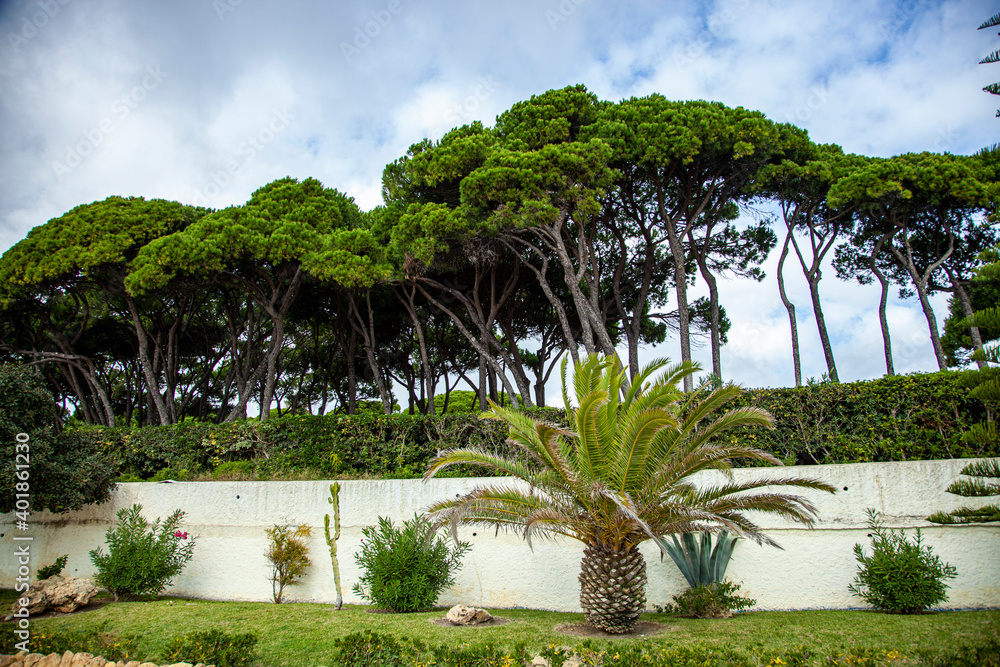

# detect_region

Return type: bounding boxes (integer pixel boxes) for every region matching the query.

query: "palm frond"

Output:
[981,50,1000,65]
[574,389,611,482]
[979,12,1000,30]
[613,407,679,493]
[424,447,542,483]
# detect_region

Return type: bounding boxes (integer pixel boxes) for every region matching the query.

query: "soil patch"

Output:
[429,616,513,628]
[554,620,671,638]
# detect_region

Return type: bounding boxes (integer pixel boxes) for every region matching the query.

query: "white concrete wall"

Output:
[2,459,997,611]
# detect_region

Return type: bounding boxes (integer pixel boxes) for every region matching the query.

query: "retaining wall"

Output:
[1,459,997,611]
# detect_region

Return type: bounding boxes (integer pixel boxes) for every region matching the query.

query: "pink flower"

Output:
[174,530,188,540]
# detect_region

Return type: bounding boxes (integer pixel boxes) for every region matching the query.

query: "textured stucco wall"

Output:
[1,459,997,611]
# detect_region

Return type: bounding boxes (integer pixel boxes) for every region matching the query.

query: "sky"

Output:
[0,0,996,398]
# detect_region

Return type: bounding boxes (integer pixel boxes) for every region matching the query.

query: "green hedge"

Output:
[721,371,991,465]
[79,371,992,481]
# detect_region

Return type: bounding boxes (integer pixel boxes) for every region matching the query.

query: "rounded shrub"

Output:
[353,514,470,612]
[89,503,196,600]
[848,509,957,613]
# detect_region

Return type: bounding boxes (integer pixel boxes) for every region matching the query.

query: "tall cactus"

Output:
[323,482,343,610]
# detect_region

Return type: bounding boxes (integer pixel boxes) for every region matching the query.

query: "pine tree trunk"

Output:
[578,542,647,634]
[776,230,802,387]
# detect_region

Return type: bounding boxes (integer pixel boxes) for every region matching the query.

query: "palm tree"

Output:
[424,354,836,634]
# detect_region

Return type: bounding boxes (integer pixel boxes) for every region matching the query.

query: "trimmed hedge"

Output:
[722,371,991,465]
[79,371,992,481]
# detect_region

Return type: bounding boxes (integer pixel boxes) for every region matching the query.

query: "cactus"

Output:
[323,482,343,609]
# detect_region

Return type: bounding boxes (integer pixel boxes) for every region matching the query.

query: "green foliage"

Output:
[213,460,255,479]
[0,623,143,661]
[655,580,756,619]
[927,458,1000,524]
[89,503,196,600]
[848,509,957,614]
[662,531,739,588]
[36,554,68,580]
[352,514,470,612]
[80,369,991,483]
[330,630,415,667]
[163,628,260,667]
[824,647,905,666]
[723,371,992,464]
[0,364,116,513]
[265,523,312,603]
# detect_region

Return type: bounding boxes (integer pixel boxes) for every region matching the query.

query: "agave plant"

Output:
[424,354,836,634]
[663,530,738,588]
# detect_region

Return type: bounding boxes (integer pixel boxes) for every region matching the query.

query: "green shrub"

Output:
[353,514,470,612]
[89,503,196,600]
[848,509,957,614]
[655,580,756,618]
[148,466,191,482]
[330,630,414,667]
[36,554,68,580]
[214,460,254,479]
[265,523,312,603]
[0,624,143,661]
[163,629,259,667]
[0,364,117,513]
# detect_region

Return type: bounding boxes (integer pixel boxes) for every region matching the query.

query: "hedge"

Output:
[77,371,992,481]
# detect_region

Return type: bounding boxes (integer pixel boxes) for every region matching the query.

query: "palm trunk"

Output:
[578,541,647,634]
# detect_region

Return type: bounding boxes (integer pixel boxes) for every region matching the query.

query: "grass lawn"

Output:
[2,589,997,667]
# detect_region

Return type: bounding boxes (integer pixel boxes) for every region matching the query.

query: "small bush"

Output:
[353,514,470,612]
[265,523,312,603]
[89,503,196,600]
[824,647,905,665]
[655,580,756,618]
[214,460,254,479]
[163,629,259,667]
[0,624,143,661]
[848,509,957,614]
[330,630,414,667]
[36,554,68,580]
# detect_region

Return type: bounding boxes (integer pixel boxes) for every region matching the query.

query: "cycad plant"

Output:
[425,354,836,634]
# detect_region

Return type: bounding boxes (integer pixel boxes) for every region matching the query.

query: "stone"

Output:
[35,655,60,667]
[23,655,43,667]
[122,662,140,667]
[165,663,194,667]
[69,653,94,667]
[59,651,74,667]
[0,656,18,667]
[135,663,158,667]
[84,658,107,667]
[11,576,98,616]
[445,604,493,625]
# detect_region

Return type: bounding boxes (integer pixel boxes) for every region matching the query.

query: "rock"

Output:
[530,657,548,667]
[23,655,44,667]
[69,653,94,667]
[445,604,493,625]
[164,663,193,667]
[122,662,140,667]
[35,655,60,667]
[136,663,159,667]
[0,656,19,667]
[59,651,74,667]
[11,576,98,616]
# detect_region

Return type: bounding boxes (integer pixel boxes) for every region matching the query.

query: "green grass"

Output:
[3,589,996,667]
